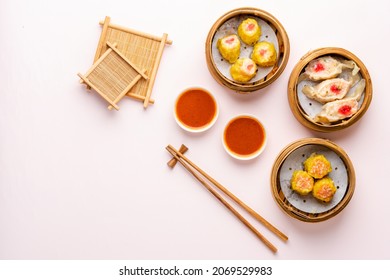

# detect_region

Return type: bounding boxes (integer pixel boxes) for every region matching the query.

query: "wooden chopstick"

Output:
[166,146,277,253]
[167,144,288,242]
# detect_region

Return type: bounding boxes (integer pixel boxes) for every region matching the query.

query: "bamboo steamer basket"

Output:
[288,47,373,132]
[270,138,355,223]
[205,7,290,93]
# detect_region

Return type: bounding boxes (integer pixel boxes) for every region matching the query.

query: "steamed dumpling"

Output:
[314,98,359,124]
[291,170,314,195]
[251,41,277,67]
[313,177,337,203]
[237,18,261,45]
[302,69,361,103]
[217,34,241,63]
[299,56,360,82]
[302,78,353,103]
[304,153,332,179]
[230,58,257,82]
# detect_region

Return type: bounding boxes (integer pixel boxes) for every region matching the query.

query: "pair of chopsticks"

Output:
[166,144,288,253]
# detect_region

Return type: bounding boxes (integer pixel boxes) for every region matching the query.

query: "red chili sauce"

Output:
[175,89,216,129]
[224,116,265,156]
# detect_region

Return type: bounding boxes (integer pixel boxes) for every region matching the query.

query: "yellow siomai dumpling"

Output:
[230,58,257,82]
[217,34,241,63]
[251,41,277,67]
[303,153,332,179]
[312,177,337,203]
[237,18,261,45]
[291,170,314,195]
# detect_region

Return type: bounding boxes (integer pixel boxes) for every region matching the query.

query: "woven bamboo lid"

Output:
[270,138,355,223]
[205,7,290,93]
[288,47,373,132]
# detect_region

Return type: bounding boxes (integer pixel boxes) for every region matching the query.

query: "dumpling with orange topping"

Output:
[230,58,257,82]
[304,153,332,179]
[251,41,277,67]
[291,170,314,195]
[237,18,261,45]
[217,34,241,63]
[313,177,337,203]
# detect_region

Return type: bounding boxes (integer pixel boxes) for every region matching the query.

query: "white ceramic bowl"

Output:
[222,114,267,160]
[174,87,219,133]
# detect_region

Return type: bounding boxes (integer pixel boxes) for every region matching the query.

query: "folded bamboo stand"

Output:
[78,42,147,111]
[94,16,172,108]
[166,144,288,253]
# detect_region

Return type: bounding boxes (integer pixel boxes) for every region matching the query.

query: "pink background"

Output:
[1,0,389,259]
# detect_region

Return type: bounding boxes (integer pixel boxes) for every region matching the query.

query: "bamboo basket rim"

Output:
[205,7,290,93]
[270,138,356,223]
[288,47,373,132]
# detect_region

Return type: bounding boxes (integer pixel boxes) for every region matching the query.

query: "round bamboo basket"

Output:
[288,47,373,132]
[205,7,290,93]
[270,138,356,223]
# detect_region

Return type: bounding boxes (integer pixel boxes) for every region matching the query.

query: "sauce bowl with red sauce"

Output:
[222,115,267,160]
[174,87,219,133]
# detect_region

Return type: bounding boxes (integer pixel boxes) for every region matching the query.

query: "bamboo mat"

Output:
[78,42,147,111]
[94,16,172,108]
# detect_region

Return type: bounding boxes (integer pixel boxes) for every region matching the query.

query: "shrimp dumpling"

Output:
[230,58,257,82]
[217,34,241,63]
[314,98,359,124]
[237,18,261,45]
[302,69,361,103]
[299,56,360,82]
[302,78,353,103]
[251,41,277,67]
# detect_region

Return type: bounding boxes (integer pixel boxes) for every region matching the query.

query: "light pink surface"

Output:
[1,0,389,259]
